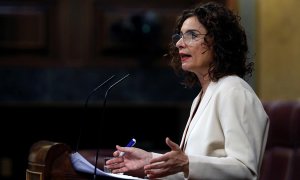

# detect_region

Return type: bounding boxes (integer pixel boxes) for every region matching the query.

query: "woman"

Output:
[106,2,269,179]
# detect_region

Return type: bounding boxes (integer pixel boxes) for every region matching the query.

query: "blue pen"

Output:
[119,138,136,157]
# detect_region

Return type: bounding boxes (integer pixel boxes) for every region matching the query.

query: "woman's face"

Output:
[176,16,213,76]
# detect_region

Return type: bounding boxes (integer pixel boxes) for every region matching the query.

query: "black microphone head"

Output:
[104,73,130,97]
[84,75,115,108]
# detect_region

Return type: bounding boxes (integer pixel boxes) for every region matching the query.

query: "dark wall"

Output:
[0,66,199,180]
[0,102,191,180]
[0,67,198,103]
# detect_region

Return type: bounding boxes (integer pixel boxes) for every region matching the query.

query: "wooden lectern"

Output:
[26,140,116,180]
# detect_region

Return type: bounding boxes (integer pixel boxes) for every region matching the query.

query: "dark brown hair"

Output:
[169,1,253,88]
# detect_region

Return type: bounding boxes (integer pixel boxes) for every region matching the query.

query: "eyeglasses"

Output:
[172,30,206,45]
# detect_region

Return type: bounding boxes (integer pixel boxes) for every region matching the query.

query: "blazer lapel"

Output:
[180,93,201,149]
[181,81,218,150]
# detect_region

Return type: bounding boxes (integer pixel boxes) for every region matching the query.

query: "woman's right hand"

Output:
[105,145,152,174]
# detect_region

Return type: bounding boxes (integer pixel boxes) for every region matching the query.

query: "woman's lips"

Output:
[180,53,191,62]
[181,56,191,61]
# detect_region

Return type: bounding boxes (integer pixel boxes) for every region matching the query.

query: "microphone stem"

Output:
[92,73,130,179]
[93,96,108,179]
[75,75,115,152]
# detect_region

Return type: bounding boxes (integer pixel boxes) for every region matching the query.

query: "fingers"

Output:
[112,145,128,157]
[165,137,180,151]
[113,150,120,157]
[149,154,168,165]
[115,145,132,156]
[112,167,128,174]
[145,170,167,179]
[105,160,124,168]
[107,145,134,174]
[105,157,128,174]
[144,164,168,179]
[143,138,182,178]
[112,145,123,157]
[148,137,180,165]
[106,162,128,174]
[144,161,165,170]
[106,156,123,165]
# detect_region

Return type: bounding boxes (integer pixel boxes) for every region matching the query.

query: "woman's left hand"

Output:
[144,137,189,179]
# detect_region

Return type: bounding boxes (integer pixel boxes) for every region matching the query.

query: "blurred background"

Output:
[0,0,299,179]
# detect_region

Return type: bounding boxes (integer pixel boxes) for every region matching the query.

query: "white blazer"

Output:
[154,75,269,180]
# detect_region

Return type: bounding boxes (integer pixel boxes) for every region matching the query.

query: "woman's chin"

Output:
[181,64,191,72]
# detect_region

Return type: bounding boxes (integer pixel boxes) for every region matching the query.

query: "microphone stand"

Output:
[93,74,130,180]
[75,75,115,152]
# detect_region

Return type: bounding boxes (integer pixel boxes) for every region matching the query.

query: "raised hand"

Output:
[144,137,189,179]
[105,145,152,175]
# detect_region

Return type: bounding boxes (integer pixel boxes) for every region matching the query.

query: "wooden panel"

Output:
[0,5,47,50]
[94,6,184,66]
[93,0,228,65]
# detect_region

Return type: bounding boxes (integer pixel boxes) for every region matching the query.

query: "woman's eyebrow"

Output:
[180,29,201,34]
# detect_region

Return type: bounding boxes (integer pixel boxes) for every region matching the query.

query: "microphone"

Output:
[93,73,130,180]
[75,75,115,152]
[84,75,116,109]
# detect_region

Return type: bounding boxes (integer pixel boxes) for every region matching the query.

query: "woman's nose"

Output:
[176,38,185,49]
